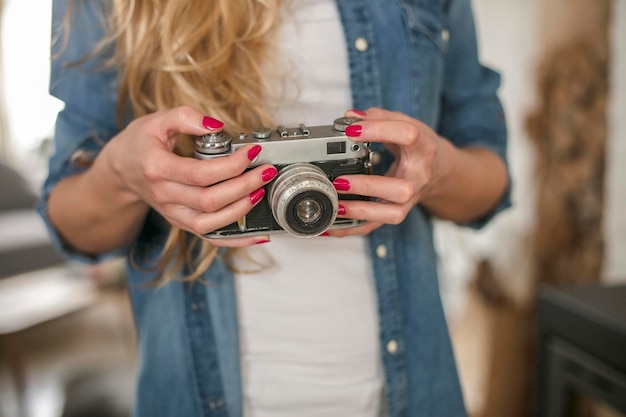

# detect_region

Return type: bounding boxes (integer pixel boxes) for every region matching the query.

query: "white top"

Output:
[234,0,384,416]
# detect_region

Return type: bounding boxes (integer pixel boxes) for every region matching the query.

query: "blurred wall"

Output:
[436,0,539,323]
[604,0,626,284]
[0,0,62,182]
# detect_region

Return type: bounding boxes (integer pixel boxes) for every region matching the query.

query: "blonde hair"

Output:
[74,0,284,282]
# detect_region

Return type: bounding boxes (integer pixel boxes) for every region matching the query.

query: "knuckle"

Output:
[405,123,421,145]
[141,161,160,182]
[188,217,207,236]
[177,105,196,120]
[245,168,264,187]
[364,223,378,234]
[397,180,415,202]
[225,153,249,174]
[391,110,405,119]
[234,156,253,173]
[363,106,377,114]
[198,192,219,213]
[388,206,407,225]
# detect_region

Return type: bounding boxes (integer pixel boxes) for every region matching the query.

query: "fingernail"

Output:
[333,178,351,191]
[350,109,367,116]
[249,188,265,205]
[261,167,278,182]
[338,205,347,216]
[255,239,270,245]
[345,124,362,137]
[248,145,262,161]
[201,116,224,130]
[319,231,330,237]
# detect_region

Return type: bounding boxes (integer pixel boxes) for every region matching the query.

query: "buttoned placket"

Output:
[185,279,229,417]
[334,1,410,415]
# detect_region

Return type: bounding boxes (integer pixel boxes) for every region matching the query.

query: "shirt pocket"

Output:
[400,0,448,53]
[399,0,448,125]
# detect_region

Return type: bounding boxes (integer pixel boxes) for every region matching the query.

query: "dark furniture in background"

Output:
[535,284,626,417]
[0,161,97,417]
[0,161,64,278]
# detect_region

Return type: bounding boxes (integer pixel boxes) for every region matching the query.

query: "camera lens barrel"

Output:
[268,163,339,237]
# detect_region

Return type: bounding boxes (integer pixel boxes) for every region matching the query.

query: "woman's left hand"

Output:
[325,107,452,237]
[328,108,509,237]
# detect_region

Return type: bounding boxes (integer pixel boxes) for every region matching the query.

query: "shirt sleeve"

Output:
[37,0,125,263]
[438,0,512,229]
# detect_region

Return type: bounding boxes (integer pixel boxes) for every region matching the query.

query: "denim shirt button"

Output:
[441,29,450,43]
[370,151,381,166]
[354,37,369,52]
[69,149,97,167]
[375,244,388,259]
[386,340,398,354]
[209,398,225,410]
[191,302,205,312]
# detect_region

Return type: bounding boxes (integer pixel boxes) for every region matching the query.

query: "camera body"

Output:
[194,117,372,238]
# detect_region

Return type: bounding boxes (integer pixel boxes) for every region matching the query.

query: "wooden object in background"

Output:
[526,38,608,286]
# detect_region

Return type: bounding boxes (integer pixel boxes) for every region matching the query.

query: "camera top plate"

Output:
[195,118,369,166]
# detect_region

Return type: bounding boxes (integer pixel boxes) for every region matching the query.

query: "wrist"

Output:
[421,136,456,203]
[91,144,145,207]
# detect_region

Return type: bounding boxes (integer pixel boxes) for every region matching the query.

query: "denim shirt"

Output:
[40,0,510,416]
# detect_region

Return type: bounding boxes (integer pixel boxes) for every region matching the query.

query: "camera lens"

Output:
[268,163,338,237]
[285,191,334,235]
[295,199,322,224]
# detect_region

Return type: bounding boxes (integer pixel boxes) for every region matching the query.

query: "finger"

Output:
[345,107,415,124]
[146,143,263,187]
[159,164,277,212]
[167,187,267,236]
[149,106,225,138]
[337,199,411,226]
[343,119,425,149]
[323,221,382,238]
[206,236,271,248]
[334,175,416,205]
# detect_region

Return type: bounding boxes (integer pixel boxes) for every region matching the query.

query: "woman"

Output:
[39,0,510,416]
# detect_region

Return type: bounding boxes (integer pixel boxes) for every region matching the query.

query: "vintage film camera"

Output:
[194,117,372,238]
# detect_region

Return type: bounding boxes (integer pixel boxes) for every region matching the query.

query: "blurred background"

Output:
[0,0,624,416]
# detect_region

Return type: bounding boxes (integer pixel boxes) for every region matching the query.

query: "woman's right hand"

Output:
[96,106,276,247]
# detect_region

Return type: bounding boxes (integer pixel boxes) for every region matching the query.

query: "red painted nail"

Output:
[201,116,224,130]
[333,178,351,191]
[248,145,262,161]
[261,167,278,182]
[255,239,270,245]
[350,109,367,116]
[249,188,265,205]
[338,205,347,216]
[319,231,330,237]
[345,124,362,137]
